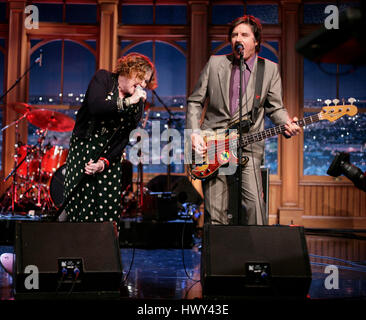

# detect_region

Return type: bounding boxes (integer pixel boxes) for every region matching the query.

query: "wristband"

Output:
[99,157,110,168]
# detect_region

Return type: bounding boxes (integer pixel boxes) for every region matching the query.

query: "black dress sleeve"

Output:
[85,69,119,116]
[102,99,145,164]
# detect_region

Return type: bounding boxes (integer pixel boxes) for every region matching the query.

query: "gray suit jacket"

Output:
[186,54,289,157]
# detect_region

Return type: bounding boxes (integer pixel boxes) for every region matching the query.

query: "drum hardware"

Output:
[1,104,75,216]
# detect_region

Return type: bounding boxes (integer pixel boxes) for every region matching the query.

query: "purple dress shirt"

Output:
[229,54,256,116]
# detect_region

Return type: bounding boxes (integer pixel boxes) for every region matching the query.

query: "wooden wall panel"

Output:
[268,183,281,224]
[298,184,366,228]
[268,182,365,228]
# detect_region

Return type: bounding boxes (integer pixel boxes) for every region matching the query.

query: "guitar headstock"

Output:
[319,98,358,122]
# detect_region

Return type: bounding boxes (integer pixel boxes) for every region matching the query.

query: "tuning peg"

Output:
[324,99,332,106]
[348,97,356,105]
[332,99,339,106]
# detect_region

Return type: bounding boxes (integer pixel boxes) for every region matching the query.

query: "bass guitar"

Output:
[190,100,358,180]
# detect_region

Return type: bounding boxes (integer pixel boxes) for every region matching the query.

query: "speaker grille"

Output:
[202,225,312,298]
[15,222,122,296]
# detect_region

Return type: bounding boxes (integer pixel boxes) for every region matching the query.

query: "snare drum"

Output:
[16,145,40,179]
[42,146,68,176]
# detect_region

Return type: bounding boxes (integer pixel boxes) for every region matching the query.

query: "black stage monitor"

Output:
[202,225,312,299]
[14,221,122,300]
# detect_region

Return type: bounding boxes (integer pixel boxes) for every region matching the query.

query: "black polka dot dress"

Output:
[64,120,123,231]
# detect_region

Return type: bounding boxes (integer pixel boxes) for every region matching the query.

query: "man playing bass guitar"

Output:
[186,15,301,226]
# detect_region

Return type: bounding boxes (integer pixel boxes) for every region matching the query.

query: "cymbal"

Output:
[26,109,75,132]
[7,102,38,115]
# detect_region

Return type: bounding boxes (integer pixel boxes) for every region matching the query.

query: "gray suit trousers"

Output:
[202,154,267,225]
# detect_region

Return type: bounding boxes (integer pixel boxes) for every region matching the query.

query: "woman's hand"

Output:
[128,86,147,104]
[85,159,105,175]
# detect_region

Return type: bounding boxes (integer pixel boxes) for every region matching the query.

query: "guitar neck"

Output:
[239,113,321,147]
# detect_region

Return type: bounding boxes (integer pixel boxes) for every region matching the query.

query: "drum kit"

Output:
[1,102,75,216]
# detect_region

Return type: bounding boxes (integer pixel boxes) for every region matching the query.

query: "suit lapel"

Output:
[218,55,233,114]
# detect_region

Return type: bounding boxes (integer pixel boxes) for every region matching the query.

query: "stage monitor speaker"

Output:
[14,222,122,299]
[202,225,311,299]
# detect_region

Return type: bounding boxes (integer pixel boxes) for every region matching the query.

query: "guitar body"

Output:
[190,131,248,180]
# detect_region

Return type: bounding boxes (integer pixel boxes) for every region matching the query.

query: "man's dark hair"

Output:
[228,15,262,53]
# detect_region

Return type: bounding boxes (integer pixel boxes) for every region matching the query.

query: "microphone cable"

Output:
[181,215,200,283]
[55,267,67,295]
[67,268,80,297]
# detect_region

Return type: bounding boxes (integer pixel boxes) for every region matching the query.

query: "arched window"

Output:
[121,40,187,174]
[28,39,96,148]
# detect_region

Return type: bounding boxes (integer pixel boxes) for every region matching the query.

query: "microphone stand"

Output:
[0,54,42,103]
[237,52,245,225]
[151,90,178,192]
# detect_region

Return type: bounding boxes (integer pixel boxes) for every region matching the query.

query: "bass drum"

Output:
[48,164,66,208]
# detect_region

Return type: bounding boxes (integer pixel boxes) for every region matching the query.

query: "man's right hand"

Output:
[191,133,207,157]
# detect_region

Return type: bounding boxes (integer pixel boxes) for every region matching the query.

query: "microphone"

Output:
[36,49,43,67]
[136,85,145,94]
[136,85,146,103]
[235,43,244,56]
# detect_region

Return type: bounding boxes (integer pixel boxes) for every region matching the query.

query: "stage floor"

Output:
[1,230,366,301]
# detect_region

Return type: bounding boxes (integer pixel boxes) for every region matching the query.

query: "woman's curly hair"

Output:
[115,53,157,90]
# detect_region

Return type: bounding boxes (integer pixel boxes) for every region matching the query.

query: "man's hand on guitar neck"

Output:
[191,133,207,157]
[284,116,301,138]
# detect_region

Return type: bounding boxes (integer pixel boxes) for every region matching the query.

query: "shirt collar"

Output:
[232,54,257,72]
[246,54,256,72]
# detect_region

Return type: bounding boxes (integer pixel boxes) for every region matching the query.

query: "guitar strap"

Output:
[250,57,265,126]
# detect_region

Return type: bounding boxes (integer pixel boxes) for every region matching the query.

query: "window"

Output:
[212,5,244,25]
[246,5,278,24]
[121,4,187,25]
[303,59,366,175]
[29,40,96,105]
[28,40,96,146]
[121,41,187,173]
[65,4,97,24]
[121,5,154,24]
[155,5,187,25]
[31,2,97,24]
[303,2,360,24]
[212,4,278,25]
[34,3,63,23]
[29,41,62,105]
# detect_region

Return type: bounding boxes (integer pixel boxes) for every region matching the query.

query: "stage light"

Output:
[327,152,366,192]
